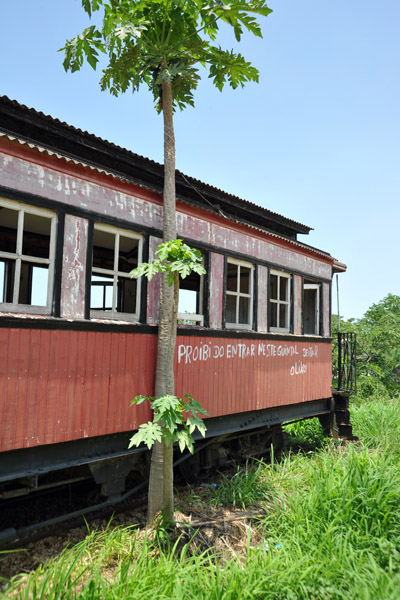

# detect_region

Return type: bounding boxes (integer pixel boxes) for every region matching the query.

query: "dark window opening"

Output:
[303,280,320,335]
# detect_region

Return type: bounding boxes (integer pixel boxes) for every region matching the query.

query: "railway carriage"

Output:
[0,96,351,514]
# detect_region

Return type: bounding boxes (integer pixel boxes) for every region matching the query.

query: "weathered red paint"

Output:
[175,336,332,414]
[0,327,331,452]
[0,118,342,465]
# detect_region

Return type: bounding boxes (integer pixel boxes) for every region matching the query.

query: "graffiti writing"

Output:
[177,342,320,379]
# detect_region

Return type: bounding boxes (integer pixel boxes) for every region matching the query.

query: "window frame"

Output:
[303,281,320,335]
[269,269,291,333]
[0,198,57,315]
[90,222,143,322]
[177,267,205,326]
[225,257,254,330]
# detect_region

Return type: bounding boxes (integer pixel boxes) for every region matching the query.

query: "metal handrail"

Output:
[337,332,357,392]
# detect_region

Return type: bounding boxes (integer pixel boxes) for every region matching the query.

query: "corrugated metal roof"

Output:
[0,95,312,237]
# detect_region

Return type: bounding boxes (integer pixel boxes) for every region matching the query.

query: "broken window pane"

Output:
[23,213,51,258]
[93,229,115,271]
[0,207,18,253]
[240,266,250,294]
[118,236,139,273]
[226,294,236,324]
[226,262,238,292]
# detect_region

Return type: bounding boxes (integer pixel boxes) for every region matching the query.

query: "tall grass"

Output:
[351,395,400,455]
[3,395,400,600]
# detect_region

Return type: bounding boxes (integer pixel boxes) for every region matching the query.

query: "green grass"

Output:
[284,416,327,449]
[3,395,400,599]
[209,460,271,509]
[351,394,400,455]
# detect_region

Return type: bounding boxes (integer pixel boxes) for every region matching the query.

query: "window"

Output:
[303,280,320,335]
[90,223,143,320]
[225,258,254,329]
[178,255,204,325]
[0,198,56,314]
[269,270,291,332]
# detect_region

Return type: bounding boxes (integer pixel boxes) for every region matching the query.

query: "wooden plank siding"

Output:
[0,328,331,452]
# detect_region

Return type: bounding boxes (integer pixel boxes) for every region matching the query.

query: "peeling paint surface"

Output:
[0,152,163,229]
[211,223,331,279]
[1,150,333,281]
[177,211,211,243]
[257,265,269,333]
[209,253,224,329]
[322,283,331,337]
[293,275,303,335]
[60,216,88,320]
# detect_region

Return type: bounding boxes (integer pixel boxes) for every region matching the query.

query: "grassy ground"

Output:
[2,395,400,599]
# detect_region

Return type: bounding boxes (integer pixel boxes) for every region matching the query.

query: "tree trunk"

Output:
[147,79,178,524]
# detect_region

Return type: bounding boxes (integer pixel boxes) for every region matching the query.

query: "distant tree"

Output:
[333,294,400,398]
[61,0,272,523]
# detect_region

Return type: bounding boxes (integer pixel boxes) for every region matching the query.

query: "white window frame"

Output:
[90,223,143,321]
[177,273,204,326]
[269,269,291,333]
[0,198,57,315]
[225,258,254,330]
[303,282,320,335]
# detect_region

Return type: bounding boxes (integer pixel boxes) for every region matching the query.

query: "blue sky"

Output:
[1,0,399,320]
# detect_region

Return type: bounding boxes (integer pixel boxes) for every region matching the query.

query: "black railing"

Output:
[337,332,357,392]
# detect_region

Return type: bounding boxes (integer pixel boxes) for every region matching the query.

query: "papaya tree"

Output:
[61,0,272,522]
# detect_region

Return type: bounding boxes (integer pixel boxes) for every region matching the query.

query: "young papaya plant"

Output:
[129,393,208,453]
[62,0,272,524]
[130,239,207,522]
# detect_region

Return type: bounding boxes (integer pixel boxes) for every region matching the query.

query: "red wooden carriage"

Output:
[0,96,348,505]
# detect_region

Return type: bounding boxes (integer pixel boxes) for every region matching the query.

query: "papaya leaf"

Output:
[184,394,209,416]
[128,421,163,449]
[151,394,182,415]
[176,430,194,453]
[130,394,152,406]
[186,415,207,437]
